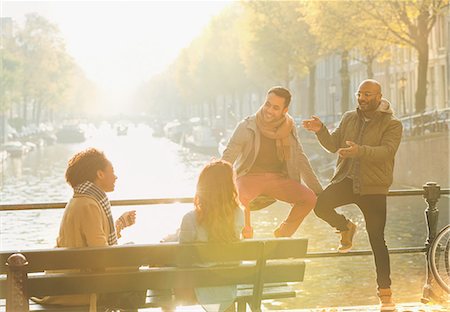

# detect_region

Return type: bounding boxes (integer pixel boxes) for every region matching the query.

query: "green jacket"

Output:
[316,99,403,195]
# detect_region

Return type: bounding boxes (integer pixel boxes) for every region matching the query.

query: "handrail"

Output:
[1,188,448,212]
[0,197,194,211]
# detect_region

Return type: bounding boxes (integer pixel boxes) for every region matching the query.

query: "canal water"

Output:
[0,123,448,309]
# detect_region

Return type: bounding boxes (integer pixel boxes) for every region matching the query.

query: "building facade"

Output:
[295,11,449,122]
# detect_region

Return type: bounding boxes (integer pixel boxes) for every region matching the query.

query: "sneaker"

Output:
[273,221,299,238]
[337,221,356,253]
[378,288,396,311]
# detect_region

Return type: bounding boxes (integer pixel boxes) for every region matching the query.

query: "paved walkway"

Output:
[158,302,448,311]
[290,302,448,312]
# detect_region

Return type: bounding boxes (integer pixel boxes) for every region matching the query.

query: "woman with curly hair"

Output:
[33,147,141,311]
[178,159,244,312]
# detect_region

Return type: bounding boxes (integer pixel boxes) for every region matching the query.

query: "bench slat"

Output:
[26,266,260,296]
[0,241,264,274]
[263,238,308,259]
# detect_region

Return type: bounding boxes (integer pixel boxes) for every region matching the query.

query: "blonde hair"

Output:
[194,160,241,242]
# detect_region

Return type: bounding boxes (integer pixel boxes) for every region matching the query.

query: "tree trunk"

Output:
[22,98,27,126]
[239,92,244,119]
[307,64,316,117]
[285,64,290,88]
[366,57,374,79]
[415,9,430,113]
[339,50,350,113]
[34,101,41,125]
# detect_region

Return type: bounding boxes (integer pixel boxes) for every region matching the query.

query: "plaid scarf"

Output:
[73,181,117,245]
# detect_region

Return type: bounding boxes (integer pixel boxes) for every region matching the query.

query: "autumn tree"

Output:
[240,1,323,116]
[304,0,394,114]
[358,0,449,112]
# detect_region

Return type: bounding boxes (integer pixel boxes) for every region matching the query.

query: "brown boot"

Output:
[378,288,396,311]
[337,221,356,253]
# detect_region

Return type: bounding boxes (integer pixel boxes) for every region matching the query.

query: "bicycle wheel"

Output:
[429,224,450,293]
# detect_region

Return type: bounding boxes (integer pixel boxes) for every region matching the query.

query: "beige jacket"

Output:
[222,115,323,194]
[57,194,112,248]
[316,99,403,194]
[35,194,111,310]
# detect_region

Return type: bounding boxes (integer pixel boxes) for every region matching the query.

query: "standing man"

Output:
[303,79,402,311]
[222,86,322,239]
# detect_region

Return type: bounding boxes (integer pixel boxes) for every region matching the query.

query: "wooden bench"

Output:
[0,238,308,312]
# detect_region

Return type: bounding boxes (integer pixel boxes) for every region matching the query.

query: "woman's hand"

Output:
[115,210,136,238]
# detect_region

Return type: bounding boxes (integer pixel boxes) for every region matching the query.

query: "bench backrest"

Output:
[0,238,308,311]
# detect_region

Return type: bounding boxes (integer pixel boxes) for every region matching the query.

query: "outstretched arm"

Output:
[304,115,344,153]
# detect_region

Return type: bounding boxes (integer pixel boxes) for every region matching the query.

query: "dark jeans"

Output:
[314,178,391,289]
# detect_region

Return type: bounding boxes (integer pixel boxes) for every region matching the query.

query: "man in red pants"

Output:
[222,86,322,239]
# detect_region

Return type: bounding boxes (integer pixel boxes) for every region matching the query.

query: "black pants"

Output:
[314,178,391,289]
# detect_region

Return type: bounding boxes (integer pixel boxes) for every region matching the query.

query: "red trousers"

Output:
[237,173,317,237]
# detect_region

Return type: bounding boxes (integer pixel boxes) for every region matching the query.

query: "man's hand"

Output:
[302,116,323,133]
[337,141,360,158]
[242,225,254,239]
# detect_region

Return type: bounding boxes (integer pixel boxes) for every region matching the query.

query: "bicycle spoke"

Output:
[430,225,450,294]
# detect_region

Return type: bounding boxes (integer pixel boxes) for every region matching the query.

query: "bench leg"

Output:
[249,302,261,312]
[237,300,246,312]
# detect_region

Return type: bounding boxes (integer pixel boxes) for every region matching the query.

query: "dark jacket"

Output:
[316,99,402,195]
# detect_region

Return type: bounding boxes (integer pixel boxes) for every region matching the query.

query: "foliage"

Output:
[1,13,96,123]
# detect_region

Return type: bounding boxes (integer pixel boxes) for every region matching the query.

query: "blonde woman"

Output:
[178,159,244,312]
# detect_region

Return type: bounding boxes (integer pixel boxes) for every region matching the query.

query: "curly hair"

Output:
[65,148,109,188]
[194,159,241,243]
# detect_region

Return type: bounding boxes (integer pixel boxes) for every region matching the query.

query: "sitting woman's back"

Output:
[179,159,244,312]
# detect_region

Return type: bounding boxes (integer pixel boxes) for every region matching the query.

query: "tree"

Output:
[240,1,323,115]
[304,1,394,114]
[360,0,450,112]
[13,13,78,123]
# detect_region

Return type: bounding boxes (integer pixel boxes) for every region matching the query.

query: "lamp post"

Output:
[329,83,336,125]
[399,77,407,115]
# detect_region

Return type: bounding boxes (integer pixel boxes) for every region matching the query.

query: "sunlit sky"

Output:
[1,1,232,115]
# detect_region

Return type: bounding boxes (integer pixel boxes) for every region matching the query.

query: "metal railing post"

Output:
[6,253,29,312]
[421,181,441,303]
[423,182,441,249]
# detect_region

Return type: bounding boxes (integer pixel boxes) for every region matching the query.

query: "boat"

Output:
[0,149,8,173]
[116,124,128,136]
[183,125,219,155]
[163,120,185,143]
[55,125,86,143]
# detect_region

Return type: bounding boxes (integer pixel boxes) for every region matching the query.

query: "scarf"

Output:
[73,181,117,246]
[255,107,294,161]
